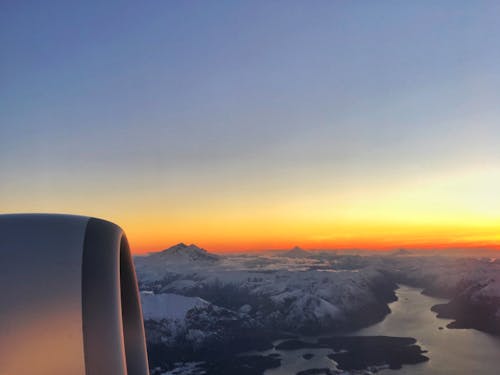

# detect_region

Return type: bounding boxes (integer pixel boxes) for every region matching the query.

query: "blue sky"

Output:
[2,1,500,251]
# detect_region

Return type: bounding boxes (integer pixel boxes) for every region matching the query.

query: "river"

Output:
[260,285,500,374]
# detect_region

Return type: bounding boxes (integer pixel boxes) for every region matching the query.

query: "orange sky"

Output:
[127,222,500,254]
[3,165,500,254]
[115,166,500,253]
[2,1,500,256]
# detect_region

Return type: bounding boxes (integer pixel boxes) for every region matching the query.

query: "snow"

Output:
[279,246,311,258]
[137,247,393,331]
[137,245,500,344]
[239,304,252,314]
[139,243,219,266]
[159,362,205,375]
[473,278,500,299]
[141,292,209,321]
[136,248,500,375]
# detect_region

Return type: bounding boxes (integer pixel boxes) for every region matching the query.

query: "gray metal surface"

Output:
[0,214,149,375]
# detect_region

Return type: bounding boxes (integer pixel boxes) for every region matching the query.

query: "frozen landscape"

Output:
[134,244,500,375]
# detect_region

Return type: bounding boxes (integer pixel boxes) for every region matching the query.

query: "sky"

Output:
[1,1,500,253]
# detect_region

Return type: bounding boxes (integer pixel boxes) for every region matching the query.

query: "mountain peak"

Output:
[281,246,310,258]
[391,249,413,256]
[157,243,219,263]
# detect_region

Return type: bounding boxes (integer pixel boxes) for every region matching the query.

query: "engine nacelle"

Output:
[0,214,149,375]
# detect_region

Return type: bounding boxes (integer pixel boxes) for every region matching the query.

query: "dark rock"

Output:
[296,369,335,375]
[202,354,281,375]
[276,335,428,371]
[432,295,500,335]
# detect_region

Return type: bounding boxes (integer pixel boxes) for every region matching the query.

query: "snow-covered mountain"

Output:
[141,292,209,321]
[429,259,500,334]
[155,243,220,263]
[136,251,500,374]
[141,290,260,351]
[391,248,413,256]
[135,243,220,280]
[137,252,396,333]
[279,246,311,258]
[138,251,500,338]
[383,255,500,334]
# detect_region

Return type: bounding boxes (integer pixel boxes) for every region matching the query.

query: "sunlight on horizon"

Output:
[2,2,500,253]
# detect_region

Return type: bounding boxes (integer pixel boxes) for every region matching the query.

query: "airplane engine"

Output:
[0,214,150,375]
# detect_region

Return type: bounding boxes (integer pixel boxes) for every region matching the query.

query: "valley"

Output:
[134,245,500,374]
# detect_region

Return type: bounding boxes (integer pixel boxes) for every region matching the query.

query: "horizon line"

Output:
[135,242,500,255]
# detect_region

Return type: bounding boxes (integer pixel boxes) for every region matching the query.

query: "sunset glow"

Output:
[2,2,500,254]
[4,165,499,253]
